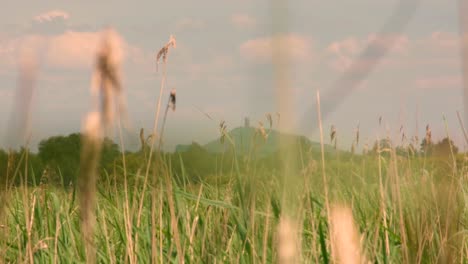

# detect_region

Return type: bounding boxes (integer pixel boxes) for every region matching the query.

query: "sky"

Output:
[0,0,466,152]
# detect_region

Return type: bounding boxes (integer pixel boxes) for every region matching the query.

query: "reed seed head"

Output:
[219,120,227,144]
[363,142,369,155]
[139,128,146,150]
[408,143,415,156]
[257,121,268,141]
[91,28,125,132]
[156,34,177,71]
[425,124,432,144]
[169,88,176,111]
[330,125,337,143]
[266,113,273,128]
[355,124,360,146]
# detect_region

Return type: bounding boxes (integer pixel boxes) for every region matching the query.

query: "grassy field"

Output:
[0,144,466,263]
[1,29,467,264]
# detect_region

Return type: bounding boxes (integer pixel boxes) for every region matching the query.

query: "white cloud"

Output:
[324,31,465,91]
[186,54,235,81]
[33,10,70,23]
[326,34,409,72]
[175,18,205,32]
[0,30,144,70]
[414,75,461,90]
[230,13,256,29]
[240,34,313,63]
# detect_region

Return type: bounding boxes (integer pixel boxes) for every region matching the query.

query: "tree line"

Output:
[0,133,462,187]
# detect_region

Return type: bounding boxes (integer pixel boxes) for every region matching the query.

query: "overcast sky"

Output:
[0,0,466,151]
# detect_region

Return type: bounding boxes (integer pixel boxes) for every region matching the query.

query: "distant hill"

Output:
[176,126,335,156]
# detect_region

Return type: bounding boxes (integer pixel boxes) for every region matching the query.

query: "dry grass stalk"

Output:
[262,202,271,264]
[1,52,38,229]
[316,90,332,260]
[355,123,360,146]
[257,121,268,141]
[139,128,145,149]
[7,49,38,148]
[456,110,468,145]
[142,34,177,169]
[330,125,338,149]
[140,35,177,257]
[376,138,390,258]
[79,112,103,263]
[330,125,336,143]
[425,124,432,145]
[408,142,415,156]
[266,113,273,128]
[330,205,365,264]
[91,28,126,134]
[142,35,182,263]
[79,28,124,263]
[139,128,146,154]
[363,141,369,155]
[219,121,227,144]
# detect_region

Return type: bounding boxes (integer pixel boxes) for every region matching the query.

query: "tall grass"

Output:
[2,27,467,264]
[0,130,466,262]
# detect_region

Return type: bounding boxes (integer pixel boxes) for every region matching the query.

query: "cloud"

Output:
[323,32,466,94]
[231,14,256,29]
[325,31,468,75]
[240,34,313,63]
[429,31,459,49]
[33,10,70,23]
[186,54,235,81]
[46,31,103,68]
[326,34,409,72]
[175,18,205,32]
[0,30,143,70]
[414,75,461,90]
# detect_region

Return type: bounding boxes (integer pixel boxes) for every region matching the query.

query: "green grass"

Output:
[0,150,467,263]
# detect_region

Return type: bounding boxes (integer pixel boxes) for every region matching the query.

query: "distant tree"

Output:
[38,133,120,186]
[0,148,43,185]
[370,138,392,156]
[172,142,215,182]
[432,137,458,157]
[395,146,408,156]
[100,138,121,173]
[0,149,7,178]
[420,138,433,155]
[38,133,81,185]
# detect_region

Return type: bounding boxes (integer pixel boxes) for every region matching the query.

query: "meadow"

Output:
[1,30,467,264]
[0,127,466,263]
